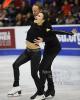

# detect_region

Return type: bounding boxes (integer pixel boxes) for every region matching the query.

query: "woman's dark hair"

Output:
[41,11,49,21]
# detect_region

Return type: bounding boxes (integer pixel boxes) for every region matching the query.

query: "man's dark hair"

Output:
[33,2,43,10]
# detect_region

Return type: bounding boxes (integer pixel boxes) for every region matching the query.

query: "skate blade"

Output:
[8,92,21,97]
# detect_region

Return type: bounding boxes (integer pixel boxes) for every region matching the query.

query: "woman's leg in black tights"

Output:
[31,50,41,92]
[13,49,30,87]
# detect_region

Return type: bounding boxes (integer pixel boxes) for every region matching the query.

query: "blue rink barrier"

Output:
[0,48,80,56]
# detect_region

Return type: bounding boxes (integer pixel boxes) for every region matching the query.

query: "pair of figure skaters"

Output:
[8,11,76,100]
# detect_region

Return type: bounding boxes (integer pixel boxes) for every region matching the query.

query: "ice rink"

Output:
[0,55,80,100]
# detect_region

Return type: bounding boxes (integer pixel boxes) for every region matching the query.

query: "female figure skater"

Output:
[8,3,43,97]
[32,12,76,100]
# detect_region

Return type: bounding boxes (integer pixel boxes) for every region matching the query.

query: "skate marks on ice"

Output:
[0,56,80,100]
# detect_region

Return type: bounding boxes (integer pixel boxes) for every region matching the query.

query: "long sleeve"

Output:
[43,29,73,42]
[51,30,73,35]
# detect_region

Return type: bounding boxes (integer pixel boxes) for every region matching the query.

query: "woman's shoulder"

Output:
[42,20,52,30]
[43,20,51,26]
[30,22,38,28]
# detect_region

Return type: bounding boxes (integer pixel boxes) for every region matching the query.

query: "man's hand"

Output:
[34,37,43,45]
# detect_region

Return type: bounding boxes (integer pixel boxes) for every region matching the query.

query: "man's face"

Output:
[32,5,41,17]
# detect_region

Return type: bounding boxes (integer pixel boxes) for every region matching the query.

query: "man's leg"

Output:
[45,70,55,97]
[39,54,55,99]
[33,54,54,100]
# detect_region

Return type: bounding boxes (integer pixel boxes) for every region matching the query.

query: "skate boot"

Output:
[30,91,38,99]
[33,94,45,100]
[8,86,21,96]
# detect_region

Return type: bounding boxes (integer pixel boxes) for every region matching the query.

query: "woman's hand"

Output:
[71,28,77,35]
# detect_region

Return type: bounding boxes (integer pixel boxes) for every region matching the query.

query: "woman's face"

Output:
[34,13,44,25]
[36,13,44,20]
